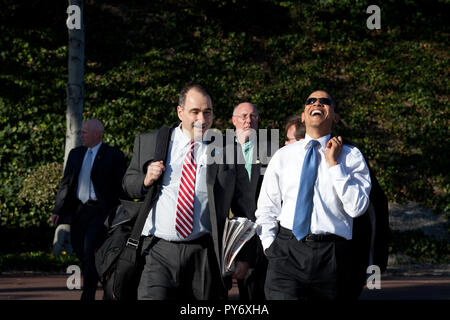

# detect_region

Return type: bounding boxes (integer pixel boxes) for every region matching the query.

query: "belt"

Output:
[279,226,345,242]
[302,233,345,242]
[84,200,100,207]
[156,233,212,246]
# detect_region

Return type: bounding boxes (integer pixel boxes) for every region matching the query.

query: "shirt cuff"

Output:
[328,163,347,180]
[261,236,275,253]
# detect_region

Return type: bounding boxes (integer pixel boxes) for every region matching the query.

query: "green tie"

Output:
[243,142,252,180]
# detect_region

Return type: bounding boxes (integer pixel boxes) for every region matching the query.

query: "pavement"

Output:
[1,269,450,300]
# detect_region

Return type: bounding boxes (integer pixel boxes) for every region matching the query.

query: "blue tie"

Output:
[293,140,320,241]
[78,149,93,203]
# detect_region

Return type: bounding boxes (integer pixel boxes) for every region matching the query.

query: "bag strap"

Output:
[125,125,173,249]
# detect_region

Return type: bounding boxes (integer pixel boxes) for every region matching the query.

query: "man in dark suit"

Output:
[51,119,126,300]
[122,84,255,300]
[231,102,278,300]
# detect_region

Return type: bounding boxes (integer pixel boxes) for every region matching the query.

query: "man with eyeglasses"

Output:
[232,103,259,181]
[255,90,372,300]
[231,102,270,300]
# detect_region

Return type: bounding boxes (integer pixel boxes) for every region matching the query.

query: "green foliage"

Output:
[0,251,79,272]
[0,0,448,229]
[389,230,450,264]
[15,162,63,227]
[19,162,62,208]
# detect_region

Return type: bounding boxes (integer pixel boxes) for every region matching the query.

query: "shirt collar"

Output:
[176,124,207,148]
[89,141,102,154]
[303,133,331,150]
[176,124,191,147]
[235,134,257,147]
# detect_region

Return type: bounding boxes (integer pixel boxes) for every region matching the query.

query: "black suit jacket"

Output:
[246,134,279,270]
[53,143,127,224]
[122,127,255,280]
[250,134,280,203]
[338,138,390,295]
[246,133,279,218]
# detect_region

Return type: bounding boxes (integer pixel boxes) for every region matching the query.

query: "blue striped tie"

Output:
[293,140,320,241]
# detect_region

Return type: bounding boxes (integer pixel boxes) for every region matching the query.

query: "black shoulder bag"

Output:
[95,125,172,300]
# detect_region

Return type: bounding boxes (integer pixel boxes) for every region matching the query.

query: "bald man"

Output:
[231,102,271,300]
[232,102,259,180]
[52,119,126,300]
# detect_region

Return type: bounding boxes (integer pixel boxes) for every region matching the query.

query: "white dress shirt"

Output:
[77,141,102,201]
[255,133,371,251]
[141,125,211,241]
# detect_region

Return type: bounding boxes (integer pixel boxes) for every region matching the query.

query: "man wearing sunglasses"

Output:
[255,90,372,300]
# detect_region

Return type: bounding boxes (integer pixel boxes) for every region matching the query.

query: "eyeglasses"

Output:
[305,97,332,106]
[233,114,259,121]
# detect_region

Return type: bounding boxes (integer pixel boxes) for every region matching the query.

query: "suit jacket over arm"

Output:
[122,127,256,272]
[122,130,160,199]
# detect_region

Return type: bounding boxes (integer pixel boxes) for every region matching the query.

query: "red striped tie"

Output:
[175,141,197,239]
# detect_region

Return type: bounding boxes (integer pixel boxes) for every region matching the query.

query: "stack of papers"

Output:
[221,217,257,276]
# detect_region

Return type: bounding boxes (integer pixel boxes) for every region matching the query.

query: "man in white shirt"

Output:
[255,90,372,300]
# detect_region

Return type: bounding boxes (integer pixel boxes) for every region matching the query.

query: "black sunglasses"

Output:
[305,97,332,106]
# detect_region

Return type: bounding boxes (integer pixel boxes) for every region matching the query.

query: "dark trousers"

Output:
[71,202,107,300]
[265,226,357,301]
[237,239,267,300]
[137,234,226,300]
